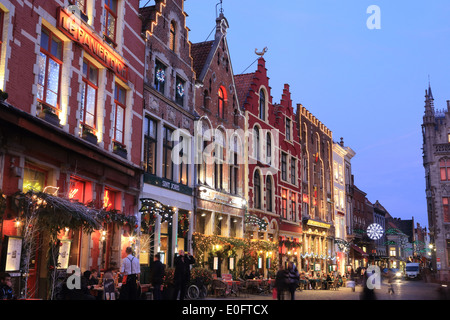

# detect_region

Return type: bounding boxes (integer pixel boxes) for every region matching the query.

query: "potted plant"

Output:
[39,103,60,126]
[162,267,175,300]
[0,89,8,102]
[82,125,98,144]
[113,141,127,159]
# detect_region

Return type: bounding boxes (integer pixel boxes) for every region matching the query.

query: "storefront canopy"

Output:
[351,244,369,257]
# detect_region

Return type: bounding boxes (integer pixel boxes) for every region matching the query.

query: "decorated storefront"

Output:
[301,219,334,273]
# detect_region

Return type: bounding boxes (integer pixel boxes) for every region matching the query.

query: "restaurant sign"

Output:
[144,173,192,196]
[57,7,128,81]
[306,219,331,229]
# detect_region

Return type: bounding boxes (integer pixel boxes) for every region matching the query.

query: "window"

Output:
[229,137,239,195]
[175,76,185,106]
[253,127,260,161]
[69,0,87,14]
[266,133,272,165]
[179,135,189,185]
[218,87,225,118]
[266,176,273,212]
[104,0,118,44]
[281,189,287,219]
[259,89,265,120]
[169,21,176,51]
[144,117,157,175]
[38,27,63,111]
[81,59,98,129]
[339,164,343,184]
[113,83,126,145]
[339,190,345,210]
[163,126,174,180]
[334,187,339,209]
[214,130,224,190]
[389,248,396,257]
[154,60,166,94]
[291,157,296,184]
[0,10,3,66]
[69,178,86,203]
[333,161,338,181]
[286,118,291,141]
[443,198,450,223]
[291,192,297,221]
[23,164,47,192]
[440,159,450,181]
[281,153,287,181]
[254,171,261,209]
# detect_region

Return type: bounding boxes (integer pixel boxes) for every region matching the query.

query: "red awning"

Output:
[351,244,368,257]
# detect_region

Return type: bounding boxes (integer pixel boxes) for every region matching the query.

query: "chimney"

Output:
[340,137,344,147]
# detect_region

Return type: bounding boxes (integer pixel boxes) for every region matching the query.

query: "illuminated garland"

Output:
[139,198,176,234]
[279,238,302,250]
[245,214,268,231]
[176,82,185,97]
[178,211,190,238]
[335,238,350,251]
[156,68,165,82]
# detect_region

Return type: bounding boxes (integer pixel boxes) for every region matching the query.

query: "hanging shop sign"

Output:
[144,174,192,196]
[306,219,331,229]
[57,7,129,81]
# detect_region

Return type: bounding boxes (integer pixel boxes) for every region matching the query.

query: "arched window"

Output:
[254,126,260,161]
[266,175,273,212]
[218,87,225,118]
[229,136,239,195]
[169,21,176,51]
[254,170,261,209]
[266,132,272,165]
[259,89,265,120]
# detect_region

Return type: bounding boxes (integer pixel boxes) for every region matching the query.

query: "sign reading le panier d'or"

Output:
[57,7,128,81]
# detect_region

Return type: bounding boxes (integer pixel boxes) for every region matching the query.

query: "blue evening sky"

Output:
[140,0,450,228]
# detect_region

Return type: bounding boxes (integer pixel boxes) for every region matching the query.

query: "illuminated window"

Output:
[389,247,396,257]
[144,116,157,175]
[214,130,224,190]
[81,59,98,130]
[179,135,189,185]
[440,159,450,181]
[23,164,47,192]
[291,192,297,221]
[169,21,176,51]
[38,27,63,112]
[259,89,265,120]
[113,83,126,145]
[175,76,185,106]
[154,59,166,94]
[103,188,117,211]
[254,170,261,209]
[69,179,85,203]
[218,87,225,118]
[163,126,174,180]
[104,0,117,44]
[281,189,287,219]
[443,198,450,223]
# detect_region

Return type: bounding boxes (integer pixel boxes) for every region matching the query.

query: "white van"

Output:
[405,263,420,279]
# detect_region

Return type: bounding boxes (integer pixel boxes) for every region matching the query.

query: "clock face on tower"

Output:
[367,223,384,240]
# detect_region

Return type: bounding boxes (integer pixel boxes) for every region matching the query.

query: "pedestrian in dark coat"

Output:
[286,262,300,300]
[172,250,195,300]
[275,265,289,300]
[150,253,165,300]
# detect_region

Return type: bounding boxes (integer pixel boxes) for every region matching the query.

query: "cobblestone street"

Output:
[207,279,446,300]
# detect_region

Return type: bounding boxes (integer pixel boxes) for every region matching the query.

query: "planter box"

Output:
[40,111,60,126]
[82,132,98,145]
[113,147,127,159]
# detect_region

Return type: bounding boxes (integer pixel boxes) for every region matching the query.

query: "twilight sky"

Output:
[140,0,450,228]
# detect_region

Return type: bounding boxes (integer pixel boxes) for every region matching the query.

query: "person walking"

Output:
[387,269,395,295]
[274,264,288,300]
[120,247,141,300]
[150,253,165,300]
[286,262,300,300]
[172,250,195,300]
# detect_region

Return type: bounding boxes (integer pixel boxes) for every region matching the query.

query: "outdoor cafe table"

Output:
[246,279,275,293]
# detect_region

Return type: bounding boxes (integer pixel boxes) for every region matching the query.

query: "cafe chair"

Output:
[212,279,228,297]
[237,279,250,298]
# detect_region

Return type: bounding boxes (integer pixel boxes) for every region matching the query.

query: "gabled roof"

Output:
[234,72,255,108]
[139,6,156,33]
[191,41,214,79]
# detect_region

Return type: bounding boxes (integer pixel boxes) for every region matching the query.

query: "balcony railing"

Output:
[435,143,450,154]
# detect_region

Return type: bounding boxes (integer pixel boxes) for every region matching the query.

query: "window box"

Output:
[0,90,8,102]
[82,126,98,145]
[113,141,127,159]
[38,103,60,126]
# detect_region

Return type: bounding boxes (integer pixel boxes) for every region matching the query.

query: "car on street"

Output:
[382,268,403,279]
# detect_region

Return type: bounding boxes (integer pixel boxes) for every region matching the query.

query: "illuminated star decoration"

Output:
[366,223,384,240]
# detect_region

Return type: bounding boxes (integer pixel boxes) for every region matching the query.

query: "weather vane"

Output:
[216,0,224,17]
[255,47,268,57]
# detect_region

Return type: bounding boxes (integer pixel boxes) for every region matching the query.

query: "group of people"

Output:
[275,262,300,300]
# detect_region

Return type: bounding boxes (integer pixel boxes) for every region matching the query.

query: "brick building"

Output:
[190,12,247,276]
[139,0,196,268]
[297,105,334,273]
[0,0,145,298]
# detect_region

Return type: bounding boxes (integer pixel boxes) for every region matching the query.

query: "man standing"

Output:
[120,247,140,300]
[150,253,165,300]
[172,250,195,300]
